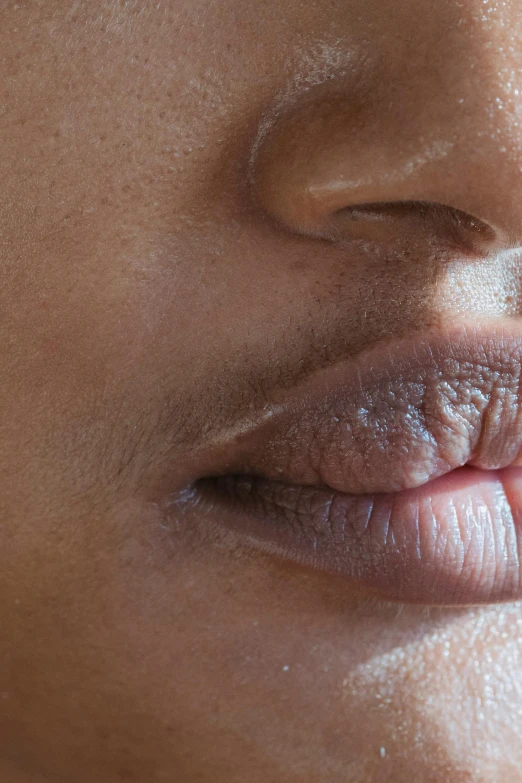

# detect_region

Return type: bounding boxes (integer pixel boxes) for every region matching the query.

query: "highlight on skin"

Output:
[3,1,522,781]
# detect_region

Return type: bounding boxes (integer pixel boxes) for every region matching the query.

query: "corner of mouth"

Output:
[169,320,522,606]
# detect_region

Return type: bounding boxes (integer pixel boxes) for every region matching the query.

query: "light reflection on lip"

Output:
[192,465,522,605]
[169,320,522,605]
[204,321,522,493]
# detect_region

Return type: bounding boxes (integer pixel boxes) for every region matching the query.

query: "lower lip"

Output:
[193,466,522,605]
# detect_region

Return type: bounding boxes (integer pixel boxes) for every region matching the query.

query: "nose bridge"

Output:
[253,1,522,245]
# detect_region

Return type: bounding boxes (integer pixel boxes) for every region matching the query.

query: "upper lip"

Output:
[199,320,522,494]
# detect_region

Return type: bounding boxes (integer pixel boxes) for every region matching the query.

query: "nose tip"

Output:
[251,18,522,252]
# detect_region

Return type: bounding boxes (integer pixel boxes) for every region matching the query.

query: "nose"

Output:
[252,1,522,251]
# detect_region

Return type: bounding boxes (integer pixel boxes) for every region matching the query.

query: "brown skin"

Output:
[3,1,522,780]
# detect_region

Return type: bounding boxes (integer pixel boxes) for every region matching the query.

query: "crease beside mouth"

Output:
[210,332,522,496]
[163,326,522,605]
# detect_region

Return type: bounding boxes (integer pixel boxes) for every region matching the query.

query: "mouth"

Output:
[170,321,522,605]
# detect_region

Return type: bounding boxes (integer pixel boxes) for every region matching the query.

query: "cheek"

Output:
[4,485,518,783]
[109,559,522,782]
[340,607,522,778]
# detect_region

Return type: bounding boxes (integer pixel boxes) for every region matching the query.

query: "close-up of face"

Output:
[4,1,522,781]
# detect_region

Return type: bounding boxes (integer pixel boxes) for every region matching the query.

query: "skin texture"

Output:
[3,0,522,780]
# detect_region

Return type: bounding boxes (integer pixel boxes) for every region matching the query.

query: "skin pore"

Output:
[2,0,522,780]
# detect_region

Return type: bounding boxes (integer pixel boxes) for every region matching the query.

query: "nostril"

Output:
[290,197,498,255]
[251,68,522,250]
[252,100,504,252]
[334,201,491,234]
[330,200,499,249]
